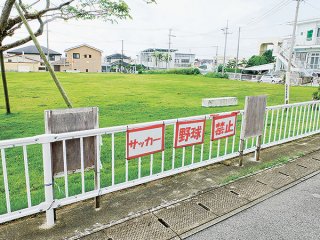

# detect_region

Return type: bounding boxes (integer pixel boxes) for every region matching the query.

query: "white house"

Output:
[139,48,195,69]
[274,18,320,77]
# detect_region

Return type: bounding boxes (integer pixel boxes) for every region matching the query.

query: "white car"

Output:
[259,74,283,84]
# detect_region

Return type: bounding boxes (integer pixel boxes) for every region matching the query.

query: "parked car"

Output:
[259,73,283,84]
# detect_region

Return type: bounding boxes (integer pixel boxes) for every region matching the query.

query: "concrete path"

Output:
[1,134,320,240]
[187,173,320,240]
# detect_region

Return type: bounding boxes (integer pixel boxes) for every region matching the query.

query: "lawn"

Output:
[0,72,316,140]
[0,72,317,214]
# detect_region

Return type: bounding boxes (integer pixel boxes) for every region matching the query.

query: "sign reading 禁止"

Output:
[174,119,206,148]
[211,112,238,141]
[126,124,165,160]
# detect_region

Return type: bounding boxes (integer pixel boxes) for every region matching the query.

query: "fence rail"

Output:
[1,100,320,226]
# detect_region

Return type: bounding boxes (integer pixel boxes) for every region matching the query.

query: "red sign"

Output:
[126,124,165,160]
[175,119,206,148]
[211,112,238,141]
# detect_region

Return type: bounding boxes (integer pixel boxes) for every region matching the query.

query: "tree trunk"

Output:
[0,48,11,114]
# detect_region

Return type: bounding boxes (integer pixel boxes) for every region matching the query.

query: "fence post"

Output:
[42,142,55,228]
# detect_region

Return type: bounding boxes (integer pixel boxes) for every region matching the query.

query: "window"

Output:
[317,28,320,38]
[86,69,89,72]
[49,55,55,61]
[300,32,303,36]
[84,55,87,58]
[89,55,92,58]
[181,59,190,63]
[8,59,12,63]
[307,30,313,41]
[73,53,80,59]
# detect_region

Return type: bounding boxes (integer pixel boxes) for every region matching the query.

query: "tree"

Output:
[226,58,237,69]
[161,53,172,68]
[0,0,155,114]
[152,51,163,68]
[246,50,275,68]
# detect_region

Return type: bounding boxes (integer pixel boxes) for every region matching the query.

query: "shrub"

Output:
[205,72,229,79]
[313,87,320,100]
[142,68,201,75]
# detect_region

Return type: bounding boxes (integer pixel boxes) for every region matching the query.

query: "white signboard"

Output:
[211,112,238,141]
[126,124,165,160]
[175,119,206,148]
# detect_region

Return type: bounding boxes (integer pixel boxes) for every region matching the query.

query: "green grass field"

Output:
[0,72,317,214]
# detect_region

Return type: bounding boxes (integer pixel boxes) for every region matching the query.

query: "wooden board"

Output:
[45,107,99,176]
[241,96,267,139]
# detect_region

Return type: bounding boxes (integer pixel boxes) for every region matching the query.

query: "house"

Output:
[4,45,61,72]
[262,18,320,81]
[139,48,195,69]
[3,54,45,72]
[7,45,62,62]
[53,44,103,72]
[102,53,131,72]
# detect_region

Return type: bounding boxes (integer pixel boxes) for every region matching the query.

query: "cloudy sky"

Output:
[4,0,320,59]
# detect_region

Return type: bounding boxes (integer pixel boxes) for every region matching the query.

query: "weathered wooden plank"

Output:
[242,96,267,139]
[45,107,99,176]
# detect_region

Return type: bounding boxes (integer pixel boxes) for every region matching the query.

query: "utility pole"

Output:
[212,46,219,72]
[285,0,301,104]
[15,2,72,108]
[168,29,176,69]
[221,20,231,74]
[121,40,124,73]
[235,27,241,74]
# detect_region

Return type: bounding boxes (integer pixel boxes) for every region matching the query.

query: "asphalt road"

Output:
[187,173,320,240]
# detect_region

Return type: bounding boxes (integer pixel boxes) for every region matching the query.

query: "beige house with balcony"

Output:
[53,44,102,72]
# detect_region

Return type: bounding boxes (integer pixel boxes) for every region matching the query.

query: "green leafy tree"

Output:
[161,53,172,68]
[152,51,163,68]
[246,50,275,67]
[313,86,320,100]
[0,0,155,113]
[226,58,237,69]
[262,49,275,63]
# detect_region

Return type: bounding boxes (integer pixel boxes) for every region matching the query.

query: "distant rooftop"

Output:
[65,44,103,53]
[7,45,61,55]
[141,48,177,53]
[105,53,131,60]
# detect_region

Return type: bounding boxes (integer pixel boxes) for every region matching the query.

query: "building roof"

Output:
[4,54,42,63]
[105,53,131,60]
[65,44,103,53]
[244,63,275,71]
[141,48,177,53]
[175,53,196,56]
[7,45,61,55]
[52,58,70,66]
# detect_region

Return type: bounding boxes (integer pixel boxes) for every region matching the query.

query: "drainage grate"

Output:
[153,198,218,235]
[254,169,295,189]
[224,177,274,201]
[196,187,248,216]
[103,213,176,240]
[277,162,315,180]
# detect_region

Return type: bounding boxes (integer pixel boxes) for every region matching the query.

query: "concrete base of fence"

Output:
[202,97,238,107]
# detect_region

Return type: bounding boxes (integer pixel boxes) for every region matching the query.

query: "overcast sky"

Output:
[4,0,320,59]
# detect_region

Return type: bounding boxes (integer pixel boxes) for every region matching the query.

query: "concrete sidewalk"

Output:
[1,134,320,240]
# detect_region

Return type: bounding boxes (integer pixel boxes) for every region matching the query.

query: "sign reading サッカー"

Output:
[175,119,206,148]
[126,124,165,160]
[211,112,238,140]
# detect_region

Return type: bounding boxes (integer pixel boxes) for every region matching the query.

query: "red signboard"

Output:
[174,119,206,148]
[126,124,165,160]
[211,112,238,141]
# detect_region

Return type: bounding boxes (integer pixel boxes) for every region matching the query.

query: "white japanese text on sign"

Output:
[175,119,206,148]
[126,124,165,160]
[211,112,238,141]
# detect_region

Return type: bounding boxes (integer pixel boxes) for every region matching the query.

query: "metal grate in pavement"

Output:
[153,198,218,235]
[277,162,315,180]
[102,213,177,240]
[224,177,274,201]
[195,187,249,216]
[254,169,295,189]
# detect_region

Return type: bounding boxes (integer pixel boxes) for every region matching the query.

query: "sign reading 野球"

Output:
[211,112,238,141]
[126,124,165,160]
[174,119,206,148]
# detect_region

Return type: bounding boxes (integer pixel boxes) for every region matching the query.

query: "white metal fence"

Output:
[1,100,320,227]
